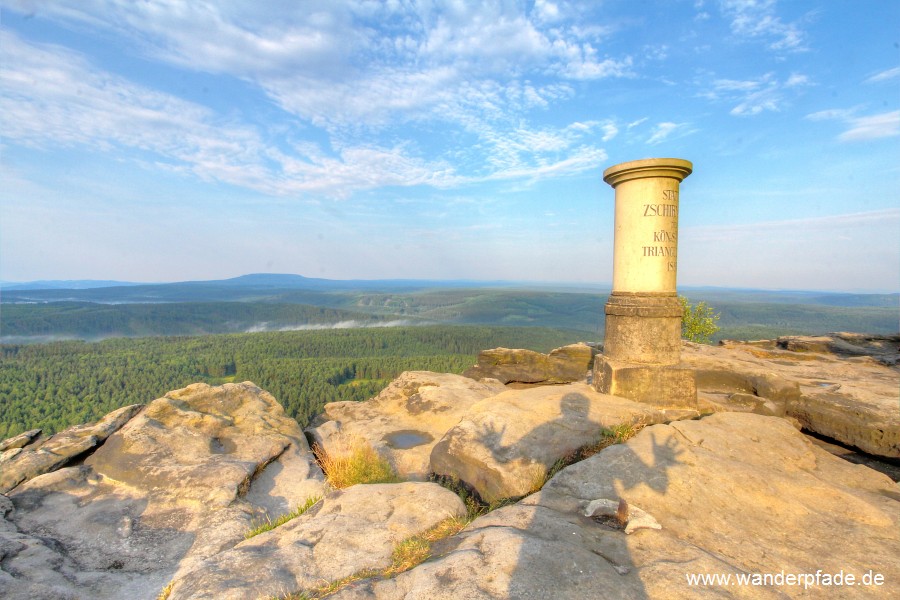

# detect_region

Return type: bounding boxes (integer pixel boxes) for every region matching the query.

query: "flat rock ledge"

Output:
[463,343,596,384]
[308,371,506,480]
[682,334,900,458]
[166,482,466,600]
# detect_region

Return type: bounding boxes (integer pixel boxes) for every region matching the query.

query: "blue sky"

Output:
[1,0,898,292]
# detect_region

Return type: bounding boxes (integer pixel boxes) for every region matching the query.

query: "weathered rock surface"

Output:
[308,371,506,479]
[430,383,671,504]
[681,334,900,457]
[168,482,466,600]
[464,343,595,384]
[0,429,41,453]
[1,382,325,600]
[775,332,899,365]
[86,382,322,507]
[333,413,900,599]
[0,404,143,494]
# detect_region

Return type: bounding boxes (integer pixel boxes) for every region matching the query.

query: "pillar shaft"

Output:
[606,159,691,294]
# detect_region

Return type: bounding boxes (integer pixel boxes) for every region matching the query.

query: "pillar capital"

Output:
[603,158,693,187]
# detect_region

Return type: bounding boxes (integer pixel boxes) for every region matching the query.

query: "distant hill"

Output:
[0,273,521,303]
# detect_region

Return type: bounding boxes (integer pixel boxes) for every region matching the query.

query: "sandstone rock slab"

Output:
[430,382,671,504]
[167,482,466,600]
[682,337,900,457]
[463,343,595,384]
[307,371,505,479]
[0,404,143,494]
[0,429,41,452]
[87,382,323,507]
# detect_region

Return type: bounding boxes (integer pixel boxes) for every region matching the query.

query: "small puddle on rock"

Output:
[383,430,434,449]
[210,437,237,454]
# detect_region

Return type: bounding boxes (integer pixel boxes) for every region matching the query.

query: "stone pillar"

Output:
[593,158,697,408]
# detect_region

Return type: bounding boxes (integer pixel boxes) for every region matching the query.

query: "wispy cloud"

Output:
[838,111,900,142]
[685,208,900,242]
[865,66,900,84]
[0,30,606,197]
[805,107,860,122]
[805,106,900,142]
[698,71,808,116]
[245,319,417,333]
[647,122,686,145]
[719,0,808,52]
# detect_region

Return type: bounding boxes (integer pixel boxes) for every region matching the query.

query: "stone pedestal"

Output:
[593,158,697,408]
[594,358,697,408]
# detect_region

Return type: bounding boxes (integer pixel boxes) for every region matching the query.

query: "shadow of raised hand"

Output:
[475,420,506,445]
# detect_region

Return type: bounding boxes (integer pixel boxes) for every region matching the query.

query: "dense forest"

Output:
[0,325,586,439]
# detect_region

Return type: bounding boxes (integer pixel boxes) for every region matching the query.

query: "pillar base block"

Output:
[604,294,682,365]
[592,356,697,408]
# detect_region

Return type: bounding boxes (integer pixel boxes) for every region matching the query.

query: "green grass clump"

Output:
[540,421,645,490]
[313,437,401,489]
[385,515,470,576]
[245,495,323,540]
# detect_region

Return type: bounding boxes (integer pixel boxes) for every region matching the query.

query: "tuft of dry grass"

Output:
[245,495,323,539]
[313,437,401,489]
[384,514,473,576]
[157,581,174,600]
[386,536,432,576]
[277,515,471,600]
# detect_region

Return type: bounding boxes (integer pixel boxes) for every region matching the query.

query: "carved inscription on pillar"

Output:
[642,189,679,272]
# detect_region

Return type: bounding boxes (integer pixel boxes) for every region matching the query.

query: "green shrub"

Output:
[680,296,720,344]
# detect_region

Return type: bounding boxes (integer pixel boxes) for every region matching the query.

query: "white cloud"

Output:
[804,107,858,122]
[865,66,900,84]
[647,122,685,145]
[0,31,462,197]
[4,1,631,124]
[838,111,900,142]
[784,73,810,87]
[700,72,807,116]
[805,107,900,142]
[719,0,807,52]
[601,122,619,142]
[532,0,562,23]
